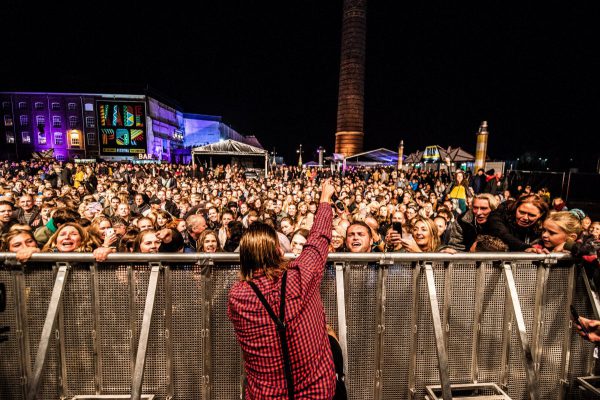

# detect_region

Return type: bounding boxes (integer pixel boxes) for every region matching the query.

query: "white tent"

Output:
[191,139,269,178]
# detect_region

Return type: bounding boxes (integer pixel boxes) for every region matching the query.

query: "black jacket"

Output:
[486,205,540,251]
[446,209,488,251]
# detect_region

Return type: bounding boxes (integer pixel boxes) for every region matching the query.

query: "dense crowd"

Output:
[0,159,599,264]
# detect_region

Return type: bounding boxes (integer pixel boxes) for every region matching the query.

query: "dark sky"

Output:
[2,1,598,170]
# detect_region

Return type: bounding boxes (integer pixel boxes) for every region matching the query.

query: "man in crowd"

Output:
[446,193,498,251]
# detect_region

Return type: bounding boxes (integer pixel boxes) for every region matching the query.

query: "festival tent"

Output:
[191,139,269,177]
[343,148,399,166]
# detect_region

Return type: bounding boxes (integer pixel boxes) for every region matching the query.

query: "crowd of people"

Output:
[0,159,599,264]
[2,159,600,396]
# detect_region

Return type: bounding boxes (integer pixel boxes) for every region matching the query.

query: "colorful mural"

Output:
[98,101,146,155]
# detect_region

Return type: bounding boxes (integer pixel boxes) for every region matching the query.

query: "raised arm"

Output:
[291,179,334,295]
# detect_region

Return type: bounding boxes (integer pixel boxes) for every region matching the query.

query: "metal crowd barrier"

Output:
[0,252,598,400]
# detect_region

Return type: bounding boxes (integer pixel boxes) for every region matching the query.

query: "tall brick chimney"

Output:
[334,0,367,157]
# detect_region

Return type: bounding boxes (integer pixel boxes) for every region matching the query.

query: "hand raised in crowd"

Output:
[385,228,402,251]
[574,316,600,343]
[400,236,421,253]
[156,228,173,244]
[319,178,335,204]
[103,230,119,248]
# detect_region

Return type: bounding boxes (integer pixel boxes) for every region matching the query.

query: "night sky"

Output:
[2,1,598,170]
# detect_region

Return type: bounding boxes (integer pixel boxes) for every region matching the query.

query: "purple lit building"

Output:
[0,91,262,162]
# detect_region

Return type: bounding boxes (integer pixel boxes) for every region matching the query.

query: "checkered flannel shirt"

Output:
[228,202,336,399]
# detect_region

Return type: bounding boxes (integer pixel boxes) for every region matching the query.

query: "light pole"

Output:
[296,144,304,167]
[270,147,277,166]
[317,146,325,167]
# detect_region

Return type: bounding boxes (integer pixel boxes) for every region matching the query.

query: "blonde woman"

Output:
[400,216,441,252]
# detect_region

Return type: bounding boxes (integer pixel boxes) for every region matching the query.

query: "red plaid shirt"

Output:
[228,203,336,399]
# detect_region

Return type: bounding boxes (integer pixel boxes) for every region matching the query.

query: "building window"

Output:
[20,115,29,127]
[85,103,94,112]
[18,102,27,110]
[54,132,63,145]
[70,132,80,146]
[68,102,76,110]
[2,101,11,110]
[6,131,15,143]
[56,154,65,161]
[52,116,62,128]
[69,116,78,128]
[36,115,45,126]
[34,102,44,110]
[4,115,13,126]
[21,131,31,144]
[38,132,46,145]
[51,102,60,110]
[85,116,95,127]
[87,132,97,145]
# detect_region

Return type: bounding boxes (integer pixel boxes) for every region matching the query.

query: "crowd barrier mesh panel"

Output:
[25,263,60,399]
[413,261,447,399]
[0,270,22,400]
[507,261,538,399]
[447,262,477,383]
[321,264,339,335]
[211,266,243,400]
[382,262,414,399]
[135,264,168,396]
[346,263,378,399]
[171,263,204,399]
[478,261,506,384]
[63,265,95,395]
[1,258,599,399]
[99,264,133,393]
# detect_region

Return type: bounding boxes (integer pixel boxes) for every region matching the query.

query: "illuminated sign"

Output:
[97,101,147,156]
[423,146,441,161]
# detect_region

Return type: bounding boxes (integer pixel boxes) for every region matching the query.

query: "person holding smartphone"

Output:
[573,311,600,343]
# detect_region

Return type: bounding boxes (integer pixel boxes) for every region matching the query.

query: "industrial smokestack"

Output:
[334,0,367,157]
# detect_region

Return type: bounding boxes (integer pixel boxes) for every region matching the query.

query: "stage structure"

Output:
[1,252,599,400]
[191,139,268,178]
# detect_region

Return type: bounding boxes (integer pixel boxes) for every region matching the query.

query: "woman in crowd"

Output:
[1,228,40,263]
[279,217,295,240]
[197,229,221,253]
[88,216,118,248]
[399,216,441,252]
[444,170,471,214]
[538,211,582,252]
[486,194,549,252]
[155,210,172,230]
[290,228,310,255]
[42,222,94,253]
[329,225,346,253]
[133,229,161,253]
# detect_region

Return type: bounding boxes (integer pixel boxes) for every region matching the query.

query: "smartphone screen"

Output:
[392,222,402,233]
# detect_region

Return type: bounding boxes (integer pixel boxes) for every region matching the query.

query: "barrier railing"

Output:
[0,252,597,400]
